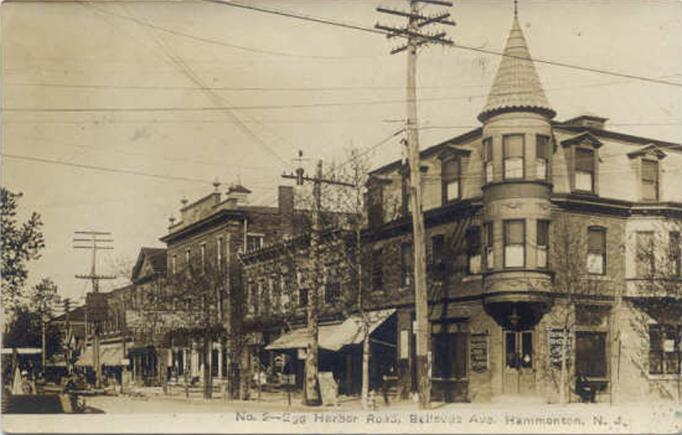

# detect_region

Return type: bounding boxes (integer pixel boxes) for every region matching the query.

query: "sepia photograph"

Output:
[1,0,681,433]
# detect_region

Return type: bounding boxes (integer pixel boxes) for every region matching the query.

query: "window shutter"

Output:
[575,148,595,171]
[504,135,524,158]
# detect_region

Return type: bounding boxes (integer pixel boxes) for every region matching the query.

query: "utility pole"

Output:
[74,231,116,390]
[63,298,72,375]
[376,0,455,409]
[282,151,353,406]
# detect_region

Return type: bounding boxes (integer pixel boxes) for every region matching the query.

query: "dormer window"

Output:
[503,134,525,179]
[641,160,659,201]
[441,157,461,203]
[561,132,603,195]
[575,148,595,192]
[627,144,666,202]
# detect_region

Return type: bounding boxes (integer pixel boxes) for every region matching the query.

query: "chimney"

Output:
[226,184,251,206]
[278,185,295,237]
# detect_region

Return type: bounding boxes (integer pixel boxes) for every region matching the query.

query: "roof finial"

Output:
[514,0,518,17]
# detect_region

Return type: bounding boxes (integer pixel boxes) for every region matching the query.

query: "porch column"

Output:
[217,342,224,379]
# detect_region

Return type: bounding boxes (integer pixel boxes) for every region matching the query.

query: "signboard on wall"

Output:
[470,332,488,373]
[548,328,573,368]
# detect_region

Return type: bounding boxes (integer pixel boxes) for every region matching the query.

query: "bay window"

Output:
[503,134,525,179]
[537,220,549,268]
[504,220,525,268]
[536,135,550,180]
[483,137,494,183]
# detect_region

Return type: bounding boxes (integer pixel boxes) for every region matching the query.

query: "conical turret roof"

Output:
[478,15,555,122]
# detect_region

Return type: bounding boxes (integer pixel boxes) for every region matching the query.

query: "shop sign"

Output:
[548,328,573,367]
[470,332,488,373]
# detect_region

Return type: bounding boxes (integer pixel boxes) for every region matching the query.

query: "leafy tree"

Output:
[1,188,45,314]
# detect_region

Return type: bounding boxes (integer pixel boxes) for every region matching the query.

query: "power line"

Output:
[79,0,373,61]
[204,0,682,88]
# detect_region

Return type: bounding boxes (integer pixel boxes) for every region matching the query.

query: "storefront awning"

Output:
[76,343,126,367]
[266,308,395,352]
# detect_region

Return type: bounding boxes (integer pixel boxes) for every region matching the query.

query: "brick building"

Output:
[241,12,681,404]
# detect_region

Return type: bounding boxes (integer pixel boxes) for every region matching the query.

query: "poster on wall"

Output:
[548,328,573,367]
[470,332,488,373]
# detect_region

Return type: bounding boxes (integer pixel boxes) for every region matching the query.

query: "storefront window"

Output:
[649,324,681,375]
[576,331,607,378]
[431,322,467,379]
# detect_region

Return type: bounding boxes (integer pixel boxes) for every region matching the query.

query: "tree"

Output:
[1,188,45,316]
[542,215,612,404]
[3,307,63,378]
[28,278,62,372]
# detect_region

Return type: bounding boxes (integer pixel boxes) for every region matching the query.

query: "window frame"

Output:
[587,226,607,275]
[324,281,341,304]
[535,134,551,180]
[484,221,494,270]
[503,134,525,180]
[649,324,681,375]
[466,226,482,275]
[537,219,550,269]
[670,231,681,278]
[483,137,494,184]
[503,219,526,269]
[574,147,596,193]
[441,157,461,204]
[641,159,660,202]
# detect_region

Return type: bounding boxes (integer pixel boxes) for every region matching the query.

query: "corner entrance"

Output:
[503,330,535,395]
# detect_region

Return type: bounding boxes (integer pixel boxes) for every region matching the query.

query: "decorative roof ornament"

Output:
[478,6,555,122]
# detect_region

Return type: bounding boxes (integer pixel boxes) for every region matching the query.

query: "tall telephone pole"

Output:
[376,0,455,409]
[282,151,353,406]
[73,231,115,389]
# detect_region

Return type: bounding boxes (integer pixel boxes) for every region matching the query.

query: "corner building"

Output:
[362,12,682,404]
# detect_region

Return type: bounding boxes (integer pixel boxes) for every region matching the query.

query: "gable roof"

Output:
[478,15,555,122]
[131,247,167,282]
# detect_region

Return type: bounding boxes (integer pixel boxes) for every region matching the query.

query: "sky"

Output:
[1,0,681,309]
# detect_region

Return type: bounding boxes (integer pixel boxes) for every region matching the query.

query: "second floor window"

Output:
[367,183,384,227]
[200,243,206,272]
[185,249,191,268]
[636,231,655,278]
[246,234,264,252]
[324,281,341,304]
[372,249,383,291]
[466,226,481,274]
[171,254,177,274]
[400,243,412,287]
[671,231,681,277]
[442,158,461,203]
[537,220,549,268]
[587,227,606,275]
[504,220,525,268]
[503,134,524,179]
[298,287,308,307]
[483,138,494,183]
[641,159,659,201]
[485,222,494,270]
[575,148,596,193]
[431,235,446,278]
[217,237,223,267]
[536,135,550,180]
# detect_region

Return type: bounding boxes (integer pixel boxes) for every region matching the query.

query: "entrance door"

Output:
[503,330,535,395]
